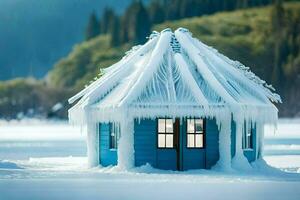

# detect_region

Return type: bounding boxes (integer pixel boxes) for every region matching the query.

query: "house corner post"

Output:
[118,115,135,170]
[221,118,232,170]
[86,122,99,168]
[214,115,232,171]
[232,117,252,170]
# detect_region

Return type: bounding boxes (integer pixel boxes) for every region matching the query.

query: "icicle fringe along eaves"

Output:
[69,27,280,127]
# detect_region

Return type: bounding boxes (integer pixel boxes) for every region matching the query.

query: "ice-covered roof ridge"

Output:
[176,27,281,103]
[69,27,281,124]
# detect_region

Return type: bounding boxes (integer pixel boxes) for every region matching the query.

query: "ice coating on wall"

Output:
[68,28,281,170]
[86,122,99,167]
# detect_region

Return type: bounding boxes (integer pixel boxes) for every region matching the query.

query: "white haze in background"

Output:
[0,119,84,141]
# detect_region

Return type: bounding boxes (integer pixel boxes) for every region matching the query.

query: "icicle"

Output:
[86,122,99,168]
[117,113,134,169]
[257,122,265,159]
[231,118,252,171]
[213,115,232,171]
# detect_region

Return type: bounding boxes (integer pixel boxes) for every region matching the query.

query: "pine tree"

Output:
[165,0,181,20]
[271,0,286,88]
[85,12,100,41]
[120,15,130,44]
[134,1,151,44]
[101,7,115,34]
[110,16,121,47]
[148,0,165,24]
[120,1,151,44]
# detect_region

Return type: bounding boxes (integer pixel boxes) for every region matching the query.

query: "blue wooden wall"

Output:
[134,118,220,170]
[99,118,257,169]
[133,119,178,170]
[134,119,157,167]
[99,123,117,166]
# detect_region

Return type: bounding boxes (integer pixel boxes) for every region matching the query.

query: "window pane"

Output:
[247,131,251,138]
[187,119,195,133]
[166,134,173,148]
[111,135,115,149]
[195,119,203,133]
[158,119,165,133]
[110,123,120,149]
[249,135,253,149]
[195,134,204,148]
[165,119,173,133]
[242,123,253,149]
[187,134,195,147]
[158,134,165,148]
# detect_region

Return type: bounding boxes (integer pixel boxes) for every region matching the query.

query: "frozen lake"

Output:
[0,119,300,200]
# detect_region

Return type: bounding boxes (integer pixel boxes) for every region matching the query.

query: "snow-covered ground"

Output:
[0,119,300,200]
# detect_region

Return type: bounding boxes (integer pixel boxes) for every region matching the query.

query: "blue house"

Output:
[68,28,281,171]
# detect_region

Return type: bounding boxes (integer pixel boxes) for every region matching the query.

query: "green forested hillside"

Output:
[48,35,132,90]
[0,78,73,119]
[47,2,300,117]
[1,2,299,118]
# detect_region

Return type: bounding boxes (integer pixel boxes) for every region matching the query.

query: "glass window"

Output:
[242,122,253,150]
[187,119,195,133]
[166,119,173,133]
[187,134,195,147]
[158,134,165,148]
[158,119,166,133]
[195,134,204,148]
[110,123,120,149]
[158,118,174,148]
[166,134,173,148]
[195,119,203,133]
[187,118,205,148]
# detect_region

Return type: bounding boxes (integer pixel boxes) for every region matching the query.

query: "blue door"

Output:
[156,119,178,170]
[156,118,206,171]
[180,119,206,170]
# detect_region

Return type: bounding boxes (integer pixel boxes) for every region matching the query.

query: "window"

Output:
[242,122,253,150]
[110,123,120,149]
[187,119,205,148]
[157,118,174,148]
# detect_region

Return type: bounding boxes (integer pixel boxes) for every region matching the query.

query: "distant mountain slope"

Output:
[0,0,136,80]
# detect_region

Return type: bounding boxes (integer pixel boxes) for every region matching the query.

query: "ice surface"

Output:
[0,120,299,200]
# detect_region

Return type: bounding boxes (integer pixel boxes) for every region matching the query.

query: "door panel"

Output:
[180,119,206,170]
[156,149,177,170]
[155,118,206,171]
[156,119,179,171]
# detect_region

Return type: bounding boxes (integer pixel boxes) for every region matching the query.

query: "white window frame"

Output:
[187,118,205,148]
[157,118,174,149]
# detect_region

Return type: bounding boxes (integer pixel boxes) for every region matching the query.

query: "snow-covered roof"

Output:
[69,28,281,124]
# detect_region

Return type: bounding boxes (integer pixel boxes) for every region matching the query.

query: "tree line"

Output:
[85,0,276,47]
[85,0,300,92]
[271,0,300,91]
